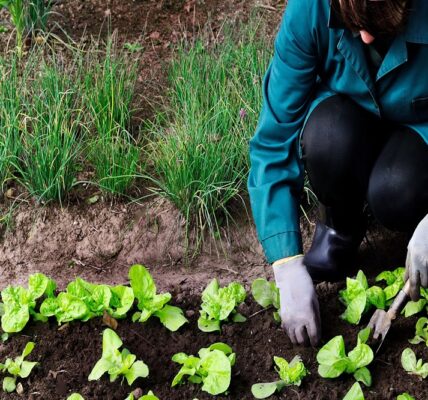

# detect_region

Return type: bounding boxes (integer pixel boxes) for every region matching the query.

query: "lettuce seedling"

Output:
[343,382,365,400]
[317,327,373,387]
[251,355,308,399]
[1,273,56,333]
[129,264,187,332]
[375,267,405,304]
[409,317,428,346]
[339,270,386,324]
[40,278,134,324]
[172,342,235,395]
[397,394,415,400]
[67,394,85,400]
[251,278,280,322]
[402,288,428,317]
[198,279,246,332]
[125,391,159,400]
[88,328,149,385]
[0,341,37,392]
[401,348,428,379]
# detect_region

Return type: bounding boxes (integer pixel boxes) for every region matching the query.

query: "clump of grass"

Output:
[14,53,83,204]
[147,21,271,244]
[84,38,140,197]
[0,56,23,193]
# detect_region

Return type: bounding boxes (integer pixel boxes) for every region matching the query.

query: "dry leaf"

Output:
[103,310,118,330]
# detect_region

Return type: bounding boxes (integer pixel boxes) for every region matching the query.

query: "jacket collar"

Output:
[328,0,428,44]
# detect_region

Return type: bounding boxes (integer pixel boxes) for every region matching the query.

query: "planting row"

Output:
[0,265,427,398]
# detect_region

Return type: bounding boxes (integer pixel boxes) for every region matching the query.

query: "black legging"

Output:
[300,94,428,234]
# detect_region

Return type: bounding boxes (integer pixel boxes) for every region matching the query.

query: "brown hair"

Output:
[333,0,411,36]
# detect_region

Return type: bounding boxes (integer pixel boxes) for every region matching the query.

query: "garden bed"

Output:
[1,282,426,400]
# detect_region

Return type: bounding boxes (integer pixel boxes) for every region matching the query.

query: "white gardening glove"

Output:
[273,255,321,346]
[405,213,428,301]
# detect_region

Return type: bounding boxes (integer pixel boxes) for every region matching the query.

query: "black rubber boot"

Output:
[304,204,368,282]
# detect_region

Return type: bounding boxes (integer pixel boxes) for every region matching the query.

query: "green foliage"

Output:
[198,278,246,332]
[251,355,308,399]
[171,342,235,395]
[401,348,428,379]
[125,391,159,400]
[40,278,134,324]
[343,382,365,400]
[67,394,85,400]
[88,329,149,385]
[375,267,405,304]
[84,38,140,196]
[397,394,415,400]
[409,317,428,346]
[251,278,280,322]
[339,271,386,325]
[0,56,23,192]
[402,288,428,317]
[16,56,83,203]
[1,273,56,333]
[146,21,271,246]
[0,341,37,392]
[129,264,188,332]
[317,328,373,387]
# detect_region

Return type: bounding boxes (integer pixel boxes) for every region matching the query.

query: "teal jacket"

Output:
[248,0,428,263]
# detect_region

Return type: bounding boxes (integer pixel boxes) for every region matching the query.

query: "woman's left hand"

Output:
[405,213,428,301]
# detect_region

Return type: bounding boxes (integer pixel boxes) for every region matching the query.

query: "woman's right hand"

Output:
[273,256,321,347]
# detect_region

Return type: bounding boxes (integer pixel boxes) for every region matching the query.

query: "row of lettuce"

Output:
[0,266,427,399]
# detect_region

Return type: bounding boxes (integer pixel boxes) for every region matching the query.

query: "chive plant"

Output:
[147,21,271,246]
[15,54,83,204]
[0,56,23,193]
[84,39,140,197]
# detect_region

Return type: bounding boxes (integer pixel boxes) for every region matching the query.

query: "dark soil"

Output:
[1,0,426,399]
[1,285,427,400]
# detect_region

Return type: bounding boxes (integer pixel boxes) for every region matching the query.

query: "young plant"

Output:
[402,288,428,317]
[172,342,235,395]
[251,355,308,399]
[409,317,428,346]
[339,270,386,324]
[1,273,56,333]
[125,391,159,400]
[0,341,37,392]
[375,267,405,304]
[401,348,428,379]
[88,328,149,385]
[397,394,415,400]
[146,21,271,247]
[198,278,246,332]
[84,38,140,197]
[343,382,365,400]
[251,278,280,322]
[67,395,84,400]
[40,278,134,324]
[317,327,373,387]
[130,264,187,332]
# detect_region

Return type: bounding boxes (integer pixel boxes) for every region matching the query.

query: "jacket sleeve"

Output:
[248,0,319,263]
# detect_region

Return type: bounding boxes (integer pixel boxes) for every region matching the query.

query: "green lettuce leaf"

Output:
[401,348,428,379]
[198,279,246,332]
[343,382,365,400]
[409,317,428,346]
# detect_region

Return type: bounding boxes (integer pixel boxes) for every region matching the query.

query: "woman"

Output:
[248,0,428,347]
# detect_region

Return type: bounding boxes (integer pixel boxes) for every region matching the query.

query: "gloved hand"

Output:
[273,255,321,346]
[405,213,428,301]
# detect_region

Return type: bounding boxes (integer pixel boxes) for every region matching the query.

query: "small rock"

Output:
[132,388,143,398]
[16,383,24,395]
[185,310,195,318]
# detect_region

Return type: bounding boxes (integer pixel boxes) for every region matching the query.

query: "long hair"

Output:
[332,0,411,36]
